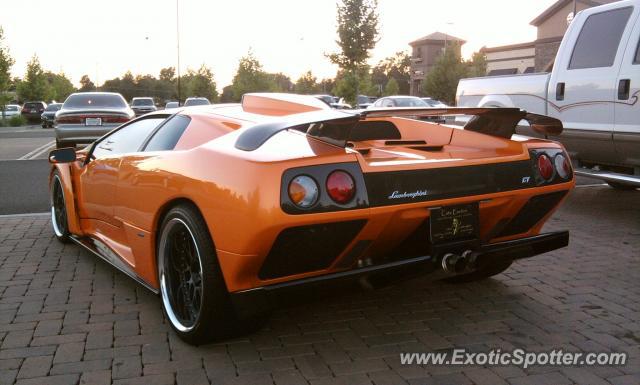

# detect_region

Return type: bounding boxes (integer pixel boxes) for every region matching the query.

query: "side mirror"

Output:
[49,148,77,164]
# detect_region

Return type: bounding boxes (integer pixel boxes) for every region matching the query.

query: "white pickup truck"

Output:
[457,0,640,189]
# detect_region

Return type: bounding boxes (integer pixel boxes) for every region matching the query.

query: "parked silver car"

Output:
[183,97,210,107]
[54,92,135,148]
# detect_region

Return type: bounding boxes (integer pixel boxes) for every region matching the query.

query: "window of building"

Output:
[568,7,633,70]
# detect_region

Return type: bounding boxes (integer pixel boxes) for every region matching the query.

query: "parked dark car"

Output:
[54,92,135,148]
[41,103,63,128]
[22,101,47,122]
[130,97,158,116]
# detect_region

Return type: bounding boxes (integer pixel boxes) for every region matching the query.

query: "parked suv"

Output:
[183,97,210,107]
[22,101,47,122]
[130,97,158,116]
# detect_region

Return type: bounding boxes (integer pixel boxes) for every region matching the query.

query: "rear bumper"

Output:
[55,124,119,143]
[230,230,569,319]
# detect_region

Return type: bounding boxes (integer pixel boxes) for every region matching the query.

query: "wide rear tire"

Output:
[157,204,249,345]
[50,171,71,243]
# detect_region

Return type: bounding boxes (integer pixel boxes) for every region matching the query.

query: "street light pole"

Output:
[176,0,181,105]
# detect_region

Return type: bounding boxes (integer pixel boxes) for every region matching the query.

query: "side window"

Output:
[93,117,166,158]
[383,99,394,107]
[144,115,191,151]
[568,7,633,69]
[635,36,640,64]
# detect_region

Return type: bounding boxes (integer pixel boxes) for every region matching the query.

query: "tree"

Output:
[270,73,293,93]
[327,0,379,105]
[467,51,487,78]
[294,71,321,94]
[383,77,399,96]
[333,67,377,104]
[422,43,468,105]
[45,72,75,102]
[220,85,234,103]
[78,75,96,92]
[159,67,176,82]
[0,27,15,118]
[183,64,219,102]
[372,51,411,95]
[17,55,51,101]
[231,52,275,101]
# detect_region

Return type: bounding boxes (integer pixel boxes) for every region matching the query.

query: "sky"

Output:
[0,0,557,89]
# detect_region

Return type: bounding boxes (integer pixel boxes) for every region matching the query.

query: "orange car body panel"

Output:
[51,94,575,293]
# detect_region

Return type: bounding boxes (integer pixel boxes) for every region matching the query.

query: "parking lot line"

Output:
[18,140,55,160]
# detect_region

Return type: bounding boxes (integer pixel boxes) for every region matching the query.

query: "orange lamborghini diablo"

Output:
[48,93,574,344]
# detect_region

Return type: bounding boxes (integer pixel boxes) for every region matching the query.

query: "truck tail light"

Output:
[288,175,319,208]
[326,170,356,204]
[537,154,554,180]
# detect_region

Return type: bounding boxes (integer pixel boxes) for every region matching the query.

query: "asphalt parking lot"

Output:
[0,184,638,385]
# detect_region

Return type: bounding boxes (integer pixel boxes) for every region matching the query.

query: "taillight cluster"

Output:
[533,149,572,183]
[281,162,368,215]
[55,115,131,124]
[288,170,356,209]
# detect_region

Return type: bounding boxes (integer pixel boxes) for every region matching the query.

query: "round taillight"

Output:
[288,175,319,208]
[326,170,356,204]
[554,154,571,179]
[537,154,554,180]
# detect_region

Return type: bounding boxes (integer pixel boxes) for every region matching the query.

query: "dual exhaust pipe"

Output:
[441,249,480,275]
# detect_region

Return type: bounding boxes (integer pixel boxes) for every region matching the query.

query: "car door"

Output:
[614,9,640,169]
[547,5,634,165]
[79,116,168,226]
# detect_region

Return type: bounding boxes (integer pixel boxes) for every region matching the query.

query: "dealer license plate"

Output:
[85,118,102,126]
[430,203,479,244]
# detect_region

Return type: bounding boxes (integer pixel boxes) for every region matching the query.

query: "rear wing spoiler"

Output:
[234,107,563,151]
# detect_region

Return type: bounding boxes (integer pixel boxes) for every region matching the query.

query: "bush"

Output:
[8,115,27,127]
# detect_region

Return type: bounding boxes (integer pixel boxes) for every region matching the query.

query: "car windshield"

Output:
[64,94,127,109]
[393,98,428,107]
[132,98,154,106]
[184,98,209,106]
[357,96,370,104]
[45,104,62,111]
[24,103,43,109]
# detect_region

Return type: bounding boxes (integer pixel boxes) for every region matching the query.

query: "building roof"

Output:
[480,41,536,53]
[409,32,466,46]
[530,0,616,26]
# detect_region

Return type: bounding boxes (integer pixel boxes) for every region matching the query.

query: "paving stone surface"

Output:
[0,186,638,384]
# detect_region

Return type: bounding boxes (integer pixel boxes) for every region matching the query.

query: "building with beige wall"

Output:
[481,0,617,75]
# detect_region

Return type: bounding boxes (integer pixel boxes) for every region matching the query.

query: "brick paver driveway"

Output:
[0,185,638,385]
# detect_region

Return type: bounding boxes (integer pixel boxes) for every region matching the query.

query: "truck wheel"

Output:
[50,172,71,243]
[606,181,637,190]
[157,204,261,344]
[443,258,513,284]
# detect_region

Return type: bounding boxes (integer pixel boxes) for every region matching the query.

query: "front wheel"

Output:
[157,204,244,344]
[50,172,71,243]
